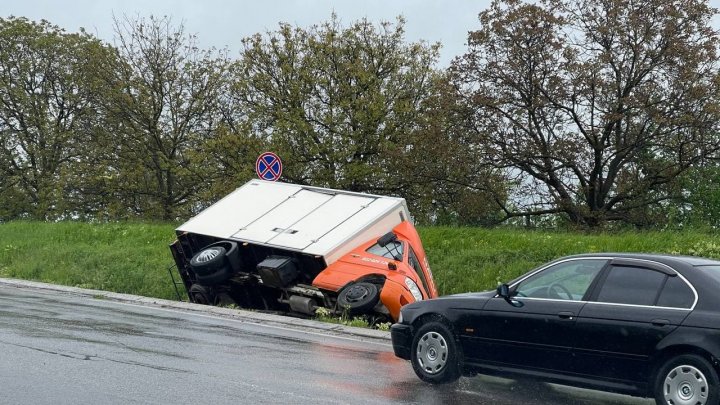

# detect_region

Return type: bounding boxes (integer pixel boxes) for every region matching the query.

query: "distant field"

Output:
[1,221,720,300]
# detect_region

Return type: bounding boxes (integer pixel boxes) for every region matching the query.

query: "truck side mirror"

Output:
[377,231,398,247]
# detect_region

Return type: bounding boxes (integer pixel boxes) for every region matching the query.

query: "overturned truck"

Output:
[169,180,438,322]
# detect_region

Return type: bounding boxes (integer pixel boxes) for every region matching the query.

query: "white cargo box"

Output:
[177,180,411,265]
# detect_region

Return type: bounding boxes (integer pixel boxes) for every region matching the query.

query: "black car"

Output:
[391,254,720,405]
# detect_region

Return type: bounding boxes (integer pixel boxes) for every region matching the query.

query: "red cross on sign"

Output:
[255,152,283,181]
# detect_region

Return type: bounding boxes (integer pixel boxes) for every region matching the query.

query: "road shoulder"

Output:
[0,277,391,344]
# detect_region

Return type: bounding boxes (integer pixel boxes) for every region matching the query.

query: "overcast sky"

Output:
[6,1,720,67]
[4,0,500,66]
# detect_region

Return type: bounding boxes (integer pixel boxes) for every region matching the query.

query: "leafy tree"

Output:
[679,163,720,228]
[228,16,442,200]
[197,123,267,203]
[400,75,507,224]
[453,0,720,227]
[96,15,230,220]
[0,17,113,220]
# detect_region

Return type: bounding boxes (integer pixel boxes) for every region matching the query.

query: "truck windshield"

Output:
[366,241,403,261]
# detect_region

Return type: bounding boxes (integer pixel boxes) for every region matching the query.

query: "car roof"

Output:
[562,253,720,268]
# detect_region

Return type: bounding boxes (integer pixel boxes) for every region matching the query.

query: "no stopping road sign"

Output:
[256,152,283,181]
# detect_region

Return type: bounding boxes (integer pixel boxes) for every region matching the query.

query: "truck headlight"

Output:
[404,277,423,302]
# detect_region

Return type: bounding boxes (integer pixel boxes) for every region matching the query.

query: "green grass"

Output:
[421,227,720,294]
[1,221,720,301]
[0,221,179,300]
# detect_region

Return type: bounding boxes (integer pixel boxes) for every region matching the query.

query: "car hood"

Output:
[441,290,495,299]
[401,290,495,319]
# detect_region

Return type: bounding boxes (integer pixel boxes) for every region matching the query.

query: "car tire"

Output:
[653,354,719,405]
[337,282,380,315]
[411,321,461,384]
[189,284,217,305]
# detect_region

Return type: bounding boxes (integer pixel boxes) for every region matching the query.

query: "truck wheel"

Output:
[653,354,718,405]
[190,246,227,275]
[337,282,379,315]
[411,321,461,384]
[190,245,235,285]
[189,284,217,305]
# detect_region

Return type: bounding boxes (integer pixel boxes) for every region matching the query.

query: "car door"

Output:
[572,258,694,383]
[459,258,608,372]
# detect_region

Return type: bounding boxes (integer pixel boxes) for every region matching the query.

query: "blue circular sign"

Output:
[255,152,283,181]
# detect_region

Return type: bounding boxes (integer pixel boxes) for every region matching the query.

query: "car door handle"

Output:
[652,319,670,327]
[558,311,575,320]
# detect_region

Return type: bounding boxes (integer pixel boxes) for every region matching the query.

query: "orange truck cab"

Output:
[169,180,437,323]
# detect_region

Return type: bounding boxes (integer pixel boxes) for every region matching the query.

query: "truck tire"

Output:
[337,282,380,315]
[189,284,217,305]
[190,244,236,285]
[190,246,227,275]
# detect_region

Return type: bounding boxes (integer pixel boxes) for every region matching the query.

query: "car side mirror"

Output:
[497,283,523,307]
[377,232,398,247]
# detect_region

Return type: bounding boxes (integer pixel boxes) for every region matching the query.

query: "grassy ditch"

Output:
[2,221,720,303]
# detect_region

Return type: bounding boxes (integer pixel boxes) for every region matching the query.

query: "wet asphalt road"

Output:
[0,287,654,405]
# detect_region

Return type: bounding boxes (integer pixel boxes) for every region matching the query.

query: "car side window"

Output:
[595,265,666,306]
[515,259,607,301]
[656,276,694,309]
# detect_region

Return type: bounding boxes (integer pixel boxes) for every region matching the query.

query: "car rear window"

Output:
[656,276,694,309]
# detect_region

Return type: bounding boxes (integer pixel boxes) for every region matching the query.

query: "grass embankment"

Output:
[421,227,720,295]
[1,221,720,300]
[0,221,178,299]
